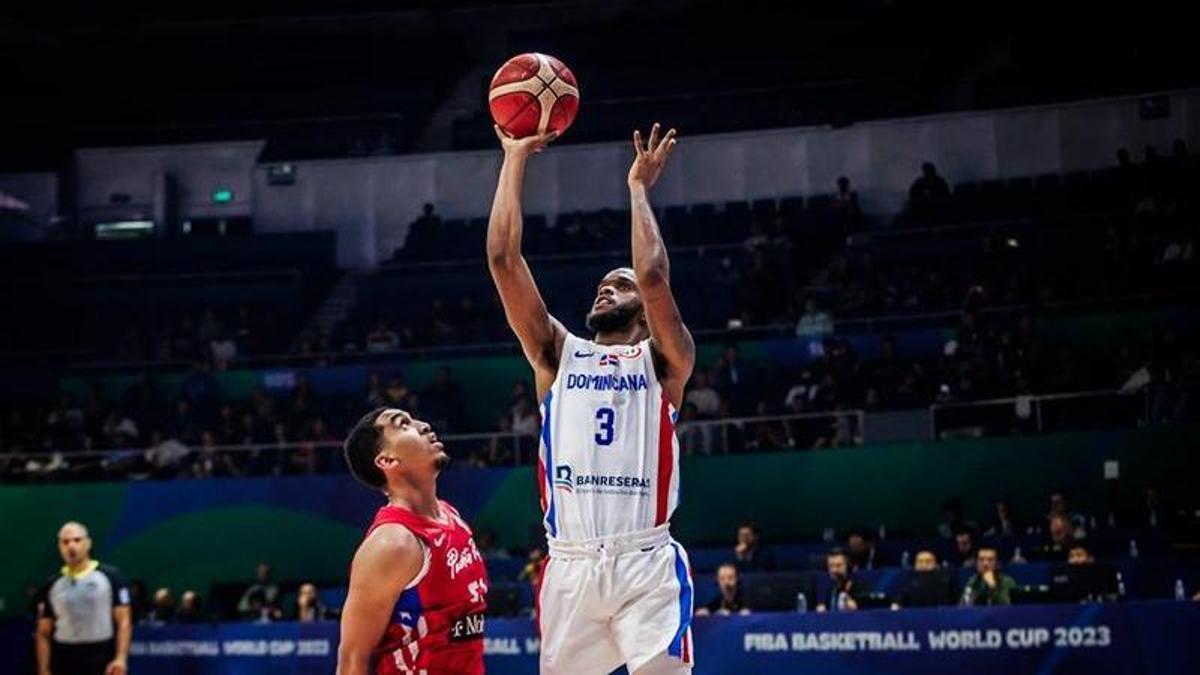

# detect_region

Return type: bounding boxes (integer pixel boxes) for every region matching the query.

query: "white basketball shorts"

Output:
[538,524,695,674]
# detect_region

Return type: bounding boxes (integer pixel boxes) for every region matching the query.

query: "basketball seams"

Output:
[489,52,578,137]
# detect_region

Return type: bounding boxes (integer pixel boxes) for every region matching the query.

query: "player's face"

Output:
[585,269,643,333]
[914,552,937,571]
[976,550,998,573]
[373,409,449,475]
[57,525,91,566]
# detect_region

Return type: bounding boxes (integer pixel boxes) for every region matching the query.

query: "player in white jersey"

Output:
[487,122,695,675]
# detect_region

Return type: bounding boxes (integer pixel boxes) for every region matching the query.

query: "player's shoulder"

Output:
[361,522,423,559]
[95,562,123,578]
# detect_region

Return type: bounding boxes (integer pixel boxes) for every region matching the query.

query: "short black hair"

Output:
[344,407,388,489]
[826,547,848,561]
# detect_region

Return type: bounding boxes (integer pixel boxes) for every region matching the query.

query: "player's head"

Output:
[344,407,449,492]
[914,550,939,572]
[57,521,92,567]
[585,268,646,335]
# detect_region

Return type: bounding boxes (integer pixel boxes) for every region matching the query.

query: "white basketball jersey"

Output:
[537,333,681,542]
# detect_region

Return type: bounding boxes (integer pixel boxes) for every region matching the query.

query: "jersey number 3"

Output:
[595,408,615,446]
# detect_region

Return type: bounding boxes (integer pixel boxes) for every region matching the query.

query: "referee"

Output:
[35,522,132,675]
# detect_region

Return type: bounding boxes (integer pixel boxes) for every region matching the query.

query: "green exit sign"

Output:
[211,188,234,204]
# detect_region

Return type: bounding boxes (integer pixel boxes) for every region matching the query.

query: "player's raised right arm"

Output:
[486,126,567,394]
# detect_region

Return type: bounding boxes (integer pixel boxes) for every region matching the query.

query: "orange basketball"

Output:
[488,53,580,139]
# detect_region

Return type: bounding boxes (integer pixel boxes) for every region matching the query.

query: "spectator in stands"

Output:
[383,375,410,408]
[237,563,281,621]
[695,563,749,616]
[290,583,331,622]
[677,403,709,455]
[937,497,972,539]
[891,550,956,609]
[364,372,386,408]
[1067,545,1093,565]
[714,343,752,415]
[783,370,821,417]
[830,176,862,228]
[143,587,175,625]
[168,399,199,446]
[816,549,861,612]
[1032,513,1078,562]
[367,321,402,353]
[1047,489,1087,532]
[1136,483,1170,529]
[409,203,442,242]
[180,360,222,420]
[175,590,205,624]
[423,366,465,433]
[962,546,1017,606]
[145,430,190,478]
[475,528,510,559]
[733,523,776,572]
[908,162,951,222]
[795,298,834,338]
[952,528,978,568]
[985,499,1021,538]
[190,430,241,479]
[846,531,879,572]
[685,371,722,421]
[210,328,238,369]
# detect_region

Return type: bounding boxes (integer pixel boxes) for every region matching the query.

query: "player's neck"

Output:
[593,325,648,346]
[386,484,443,521]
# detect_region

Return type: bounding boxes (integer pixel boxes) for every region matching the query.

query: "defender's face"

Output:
[586,269,642,329]
[373,409,448,474]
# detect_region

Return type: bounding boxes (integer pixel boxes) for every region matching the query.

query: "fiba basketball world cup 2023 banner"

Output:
[12,600,1185,675]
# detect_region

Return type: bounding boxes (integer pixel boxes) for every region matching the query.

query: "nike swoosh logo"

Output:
[433,534,446,547]
[574,350,596,357]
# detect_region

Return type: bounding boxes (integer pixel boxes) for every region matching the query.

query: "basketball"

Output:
[488,52,580,139]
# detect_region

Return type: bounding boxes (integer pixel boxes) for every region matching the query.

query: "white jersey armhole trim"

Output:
[404,538,432,591]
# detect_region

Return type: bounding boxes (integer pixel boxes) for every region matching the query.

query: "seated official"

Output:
[962,546,1018,606]
[816,549,865,612]
[696,563,750,616]
[891,550,956,609]
[1050,545,1118,603]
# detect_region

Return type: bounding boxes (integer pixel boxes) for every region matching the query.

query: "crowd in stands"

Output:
[2,307,1195,480]
[30,486,1195,624]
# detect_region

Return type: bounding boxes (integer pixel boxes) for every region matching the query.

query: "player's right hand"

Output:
[495,125,558,158]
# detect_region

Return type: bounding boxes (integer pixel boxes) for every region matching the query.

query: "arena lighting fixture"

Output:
[94,219,154,239]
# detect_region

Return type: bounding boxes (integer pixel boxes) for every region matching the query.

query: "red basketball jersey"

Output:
[366,500,488,674]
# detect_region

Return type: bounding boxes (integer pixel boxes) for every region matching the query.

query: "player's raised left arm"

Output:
[629,123,695,408]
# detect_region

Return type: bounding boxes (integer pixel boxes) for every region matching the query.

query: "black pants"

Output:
[51,640,114,675]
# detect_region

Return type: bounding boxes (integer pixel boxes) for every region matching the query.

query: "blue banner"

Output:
[5,601,1193,674]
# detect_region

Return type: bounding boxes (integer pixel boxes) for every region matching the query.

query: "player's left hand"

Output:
[628,122,677,189]
[105,657,127,675]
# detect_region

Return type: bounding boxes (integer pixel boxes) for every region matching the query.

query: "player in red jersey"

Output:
[337,407,489,675]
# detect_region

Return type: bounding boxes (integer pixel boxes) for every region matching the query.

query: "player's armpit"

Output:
[336,525,424,675]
